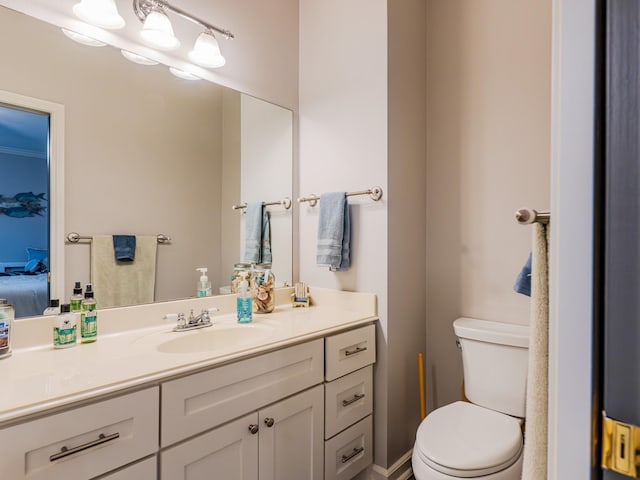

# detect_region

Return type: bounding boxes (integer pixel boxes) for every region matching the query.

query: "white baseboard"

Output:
[357,450,413,480]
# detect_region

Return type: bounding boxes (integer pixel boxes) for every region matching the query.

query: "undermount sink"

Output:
[157,323,276,354]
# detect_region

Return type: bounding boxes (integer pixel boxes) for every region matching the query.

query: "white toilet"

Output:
[412,317,529,480]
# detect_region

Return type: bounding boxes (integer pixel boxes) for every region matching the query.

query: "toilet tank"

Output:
[453,317,529,418]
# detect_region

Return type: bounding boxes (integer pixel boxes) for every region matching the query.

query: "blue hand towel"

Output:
[244,202,272,263]
[316,192,351,271]
[113,235,136,262]
[261,207,272,264]
[244,202,263,263]
[337,202,351,271]
[514,252,532,296]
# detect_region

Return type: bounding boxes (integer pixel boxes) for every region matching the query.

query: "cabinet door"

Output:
[160,413,258,480]
[258,385,324,480]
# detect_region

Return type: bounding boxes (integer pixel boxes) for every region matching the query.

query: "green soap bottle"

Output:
[80,284,97,343]
[70,282,83,312]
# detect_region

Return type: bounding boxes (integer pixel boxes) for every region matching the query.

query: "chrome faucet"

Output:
[165,307,220,332]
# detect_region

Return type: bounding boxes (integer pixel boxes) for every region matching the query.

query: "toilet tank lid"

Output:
[453,317,529,348]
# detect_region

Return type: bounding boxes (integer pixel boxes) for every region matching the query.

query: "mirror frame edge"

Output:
[0,89,65,303]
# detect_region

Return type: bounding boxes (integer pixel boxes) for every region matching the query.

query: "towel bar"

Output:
[515,208,550,225]
[298,186,383,207]
[232,197,292,211]
[66,233,171,244]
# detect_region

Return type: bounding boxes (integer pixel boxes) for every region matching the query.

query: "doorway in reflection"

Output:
[0,104,50,317]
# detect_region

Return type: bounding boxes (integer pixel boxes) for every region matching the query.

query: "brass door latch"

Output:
[602,413,640,478]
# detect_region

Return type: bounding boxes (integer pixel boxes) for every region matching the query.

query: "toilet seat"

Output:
[414,401,523,478]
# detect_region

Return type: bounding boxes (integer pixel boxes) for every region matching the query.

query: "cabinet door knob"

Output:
[264,417,275,427]
[248,424,259,434]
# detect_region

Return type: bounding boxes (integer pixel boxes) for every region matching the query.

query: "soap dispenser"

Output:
[236,272,252,324]
[196,268,212,297]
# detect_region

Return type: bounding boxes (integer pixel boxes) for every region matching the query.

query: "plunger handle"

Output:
[418,353,426,420]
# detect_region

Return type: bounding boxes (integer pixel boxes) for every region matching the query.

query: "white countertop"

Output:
[1,287,377,426]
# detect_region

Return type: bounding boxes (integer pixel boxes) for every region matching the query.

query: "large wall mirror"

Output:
[0,4,293,317]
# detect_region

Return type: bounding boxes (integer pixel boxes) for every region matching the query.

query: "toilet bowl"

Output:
[412,318,529,480]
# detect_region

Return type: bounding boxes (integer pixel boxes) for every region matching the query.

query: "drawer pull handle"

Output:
[344,346,367,357]
[342,393,366,407]
[341,446,365,463]
[264,417,275,427]
[248,424,259,434]
[50,432,120,462]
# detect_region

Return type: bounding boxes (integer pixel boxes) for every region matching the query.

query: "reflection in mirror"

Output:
[0,104,50,317]
[0,5,293,317]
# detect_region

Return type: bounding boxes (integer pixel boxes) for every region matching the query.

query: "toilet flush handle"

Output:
[455,339,461,349]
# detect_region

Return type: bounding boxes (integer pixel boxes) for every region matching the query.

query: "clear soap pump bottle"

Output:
[236,272,252,324]
[70,281,83,312]
[196,268,212,297]
[81,284,97,343]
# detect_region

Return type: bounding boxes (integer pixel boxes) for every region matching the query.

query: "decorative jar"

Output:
[251,264,275,313]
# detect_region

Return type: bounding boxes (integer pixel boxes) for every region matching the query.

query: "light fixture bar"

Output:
[133,0,234,40]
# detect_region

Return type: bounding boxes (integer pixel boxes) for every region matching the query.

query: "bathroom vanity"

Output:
[0,288,376,480]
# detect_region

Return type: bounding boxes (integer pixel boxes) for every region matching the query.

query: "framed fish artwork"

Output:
[0,192,47,218]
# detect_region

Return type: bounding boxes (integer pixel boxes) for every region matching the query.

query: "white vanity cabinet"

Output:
[161,385,324,480]
[0,387,159,480]
[324,324,376,480]
[0,310,377,480]
[159,339,325,479]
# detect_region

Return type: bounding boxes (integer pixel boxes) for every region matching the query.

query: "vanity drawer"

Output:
[0,387,159,480]
[325,365,373,439]
[161,339,324,446]
[100,456,157,480]
[325,324,376,381]
[324,415,373,480]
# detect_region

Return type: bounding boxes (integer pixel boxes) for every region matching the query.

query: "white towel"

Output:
[91,235,157,309]
[521,223,550,480]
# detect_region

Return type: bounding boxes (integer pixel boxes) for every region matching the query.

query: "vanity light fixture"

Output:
[121,49,159,65]
[134,0,234,68]
[72,0,125,30]
[61,28,107,47]
[188,30,225,68]
[169,67,200,81]
[140,5,180,51]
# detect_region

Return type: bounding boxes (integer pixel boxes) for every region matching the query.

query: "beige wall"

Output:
[299,0,391,467]
[299,0,427,470]
[425,0,552,410]
[387,0,427,464]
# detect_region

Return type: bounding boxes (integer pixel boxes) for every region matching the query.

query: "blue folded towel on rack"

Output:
[244,202,272,263]
[316,192,351,271]
[514,252,532,296]
[261,206,272,264]
[112,235,136,262]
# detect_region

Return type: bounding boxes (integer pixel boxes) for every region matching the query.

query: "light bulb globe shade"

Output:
[140,9,180,51]
[62,28,107,47]
[169,67,200,81]
[121,49,159,65]
[73,0,125,29]
[188,31,226,68]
